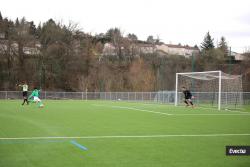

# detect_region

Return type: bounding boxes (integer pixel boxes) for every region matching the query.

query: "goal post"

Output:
[175,71,243,110]
[218,70,222,110]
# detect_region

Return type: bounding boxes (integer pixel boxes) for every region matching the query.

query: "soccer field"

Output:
[0,100,250,167]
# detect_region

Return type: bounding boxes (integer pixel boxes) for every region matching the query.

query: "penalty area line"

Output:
[93,104,250,116]
[1,134,250,140]
[92,104,172,116]
[110,106,172,116]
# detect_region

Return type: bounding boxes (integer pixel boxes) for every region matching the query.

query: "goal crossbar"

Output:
[176,71,221,75]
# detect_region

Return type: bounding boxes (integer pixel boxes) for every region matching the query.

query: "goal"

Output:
[175,71,243,110]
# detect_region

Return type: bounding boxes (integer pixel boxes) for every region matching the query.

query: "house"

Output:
[156,44,199,57]
[229,51,245,61]
[0,40,41,56]
[138,43,156,54]
[0,32,5,39]
[102,42,200,58]
[184,46,200,57]
[22,41,41,55]
[102,43,117,56]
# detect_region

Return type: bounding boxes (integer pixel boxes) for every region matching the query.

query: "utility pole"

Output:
[191,52,195,91]
[192,52,195,72]
[228,47,232,74]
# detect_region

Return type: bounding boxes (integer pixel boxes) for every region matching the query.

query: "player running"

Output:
[28,87,44,108]
[182,87,194,108]
[18,81,29,105]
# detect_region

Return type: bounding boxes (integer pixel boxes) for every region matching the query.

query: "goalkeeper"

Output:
[182,87,194,108]
[28,87,44,107]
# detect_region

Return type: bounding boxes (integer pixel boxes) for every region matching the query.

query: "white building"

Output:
[102,42,199,58]
[102,43,116,56]
[229,51,245,61]
[0,40,41,55]
[138,43,156,54]
[0,33,5,39]
[156,44,199,57]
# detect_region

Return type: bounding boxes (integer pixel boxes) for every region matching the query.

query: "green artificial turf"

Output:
[0,100,250,167]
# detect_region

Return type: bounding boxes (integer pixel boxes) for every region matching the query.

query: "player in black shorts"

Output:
[182,87,194,108]
[18,81,29,105]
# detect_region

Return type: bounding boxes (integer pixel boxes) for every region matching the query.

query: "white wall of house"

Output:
[102,43,116,56]
[230,51,245,61]
[234,53,245,61]
[23,47,40,55]
[169,47,184,55]
[185,48,199,57]
[0,33,5,39]
[139,45,156,54]
[156,44,169,53]
[102,42,199,58]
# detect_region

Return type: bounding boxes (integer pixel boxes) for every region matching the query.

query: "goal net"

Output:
[175,71,243,110]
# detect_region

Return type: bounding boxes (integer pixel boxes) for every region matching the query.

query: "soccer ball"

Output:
[39,104,44,108]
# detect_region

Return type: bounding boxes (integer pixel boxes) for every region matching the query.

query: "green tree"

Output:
[13,17,37,81]
[29,21,37,36]
[105,28,122,42]
[36,23,42,38]
[105,28,124,59]
[201,32,214,50]
[127,33,137,41]
[147,35,154,44]
[15,18,19,26]
[39,19,72,89]
[218,36,228,57]
[0,11,3,21]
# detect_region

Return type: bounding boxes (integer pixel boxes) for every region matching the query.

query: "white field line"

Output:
[1,134,250,140]
[172,113,250,116]
[93,104,172,115]
[177,105,249,114]
[92,104,250,116]
[109,101,249,114]
[169,106,250,115]
[111,106,172,116]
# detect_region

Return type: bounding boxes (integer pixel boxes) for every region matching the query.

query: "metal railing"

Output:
[0,91,174,103]
[1,91,250,105]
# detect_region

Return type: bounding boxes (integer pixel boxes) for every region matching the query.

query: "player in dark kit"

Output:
[18,81,29,105]
[182,87,194,108]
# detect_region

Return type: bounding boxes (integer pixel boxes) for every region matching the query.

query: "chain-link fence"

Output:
[0,91,175,103]
[1,91,250,105]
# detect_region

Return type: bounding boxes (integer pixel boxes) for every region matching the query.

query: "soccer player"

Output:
[18,81,29,105]
[28,87,44,108]
[182,87,194,108]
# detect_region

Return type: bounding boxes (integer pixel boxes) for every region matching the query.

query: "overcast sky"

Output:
[1,0,250,52]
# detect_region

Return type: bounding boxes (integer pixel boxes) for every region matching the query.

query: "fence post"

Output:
[162,91,165,103]
[5,91,7,100]
[167,92,170,103]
